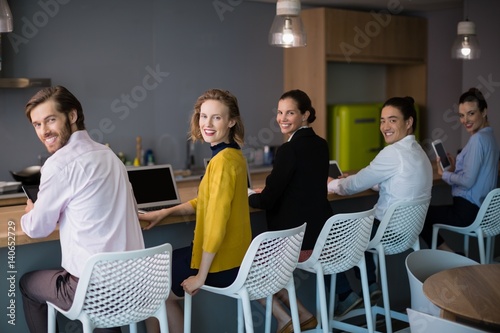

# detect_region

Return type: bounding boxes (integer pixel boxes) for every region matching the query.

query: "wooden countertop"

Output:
[1,166,449,248]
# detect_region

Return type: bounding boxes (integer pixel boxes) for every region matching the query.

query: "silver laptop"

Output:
[127,164,181,211]
[203,157,252,188]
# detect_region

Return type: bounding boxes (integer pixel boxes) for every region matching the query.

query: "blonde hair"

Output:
[189,89,245,146]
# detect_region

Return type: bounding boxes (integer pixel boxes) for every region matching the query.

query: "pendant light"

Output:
[269,0,306,48]
[0,0,13,32]
[451,1,480,60]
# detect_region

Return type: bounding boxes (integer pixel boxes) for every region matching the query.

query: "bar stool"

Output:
[296,208,376,333]
[431,188,500,264]
[47,243,172,333]
[184,223,306,333]
[362,198,431,333]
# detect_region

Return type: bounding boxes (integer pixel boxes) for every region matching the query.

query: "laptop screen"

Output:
[126,164,181,209]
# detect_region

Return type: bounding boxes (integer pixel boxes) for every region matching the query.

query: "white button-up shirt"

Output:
[21,131,144,277]
[328,135,432,220]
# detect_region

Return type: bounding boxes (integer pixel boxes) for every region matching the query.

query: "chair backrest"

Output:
[369,198,430,255]
[407,308,487,333]
[66,243,172,328]
[470,188,500,237]
[405,249,478,316]
[231,223,306,301]
[299,208,375,275]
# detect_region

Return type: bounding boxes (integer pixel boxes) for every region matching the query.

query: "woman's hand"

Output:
[139,209,169,230]
[436,154,455,176]
[447,153,456,172]
[436,157,444,176]
[252,187,263,194]
[181,274,206,296]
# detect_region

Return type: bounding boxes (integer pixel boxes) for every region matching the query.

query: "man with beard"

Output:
[19,86,144,333]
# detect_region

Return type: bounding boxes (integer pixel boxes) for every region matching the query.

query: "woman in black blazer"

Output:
[249,89,332,333]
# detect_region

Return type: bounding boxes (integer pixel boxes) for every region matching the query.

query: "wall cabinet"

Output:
[284,7,427,141]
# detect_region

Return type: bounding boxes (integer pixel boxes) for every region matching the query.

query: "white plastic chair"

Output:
[431,188,500,264]
[405,249,478,316]
[407,308,488,333]
[47,243,172,333]
[184,223,306,333]
[357,198,431,333]
[296,208,376,333]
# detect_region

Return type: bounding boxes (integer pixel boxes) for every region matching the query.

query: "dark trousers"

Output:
[420,196,479,248]
[20,269,121,333]
[170,245,239,297]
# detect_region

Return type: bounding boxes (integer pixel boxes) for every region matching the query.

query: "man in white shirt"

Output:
[327,97,432,316]
[19,86,145,333]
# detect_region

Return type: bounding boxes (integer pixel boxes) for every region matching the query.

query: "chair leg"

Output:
[359,260,375,333]
[240,291,254,333]
[265,296,272,333]
[237,299,244,333]
[464,235,470,258]
[477,235,486,264]
[285,280,301,333]
[328,273,337,323]
[431,226,439,249]
[315,269,329,333]
[129,322,138,333]
[183,293,192,333]
[486,236,494,264]
[156,302,170,333]
[377,251,393,333]
[47,303,57,333]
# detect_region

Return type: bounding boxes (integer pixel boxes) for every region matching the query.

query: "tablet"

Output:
[22,185,40,202]
[431,140,451,171]
[329,160,343,179]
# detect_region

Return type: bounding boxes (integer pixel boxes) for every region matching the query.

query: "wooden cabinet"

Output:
[325,8,426,64]
[284,7,427,140]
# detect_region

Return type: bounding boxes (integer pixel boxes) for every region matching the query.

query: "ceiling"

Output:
[249,0,463,13]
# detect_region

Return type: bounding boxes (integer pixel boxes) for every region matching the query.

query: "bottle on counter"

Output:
[263,145,273,165]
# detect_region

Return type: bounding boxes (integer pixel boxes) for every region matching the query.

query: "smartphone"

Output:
[431,140,451,171]
[22,185,40,202]
[329,160,343,179]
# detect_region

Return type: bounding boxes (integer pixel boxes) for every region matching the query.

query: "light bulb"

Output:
[281,18,294,44]
[451,20,480,60]
[268,0,306,48]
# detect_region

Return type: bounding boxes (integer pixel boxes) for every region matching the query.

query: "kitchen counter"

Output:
[0,167,382,248]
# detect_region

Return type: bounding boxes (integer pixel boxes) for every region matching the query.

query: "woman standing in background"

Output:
[249,89,332,333]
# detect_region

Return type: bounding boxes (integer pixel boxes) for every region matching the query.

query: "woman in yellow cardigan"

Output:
[141,89,252,333]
